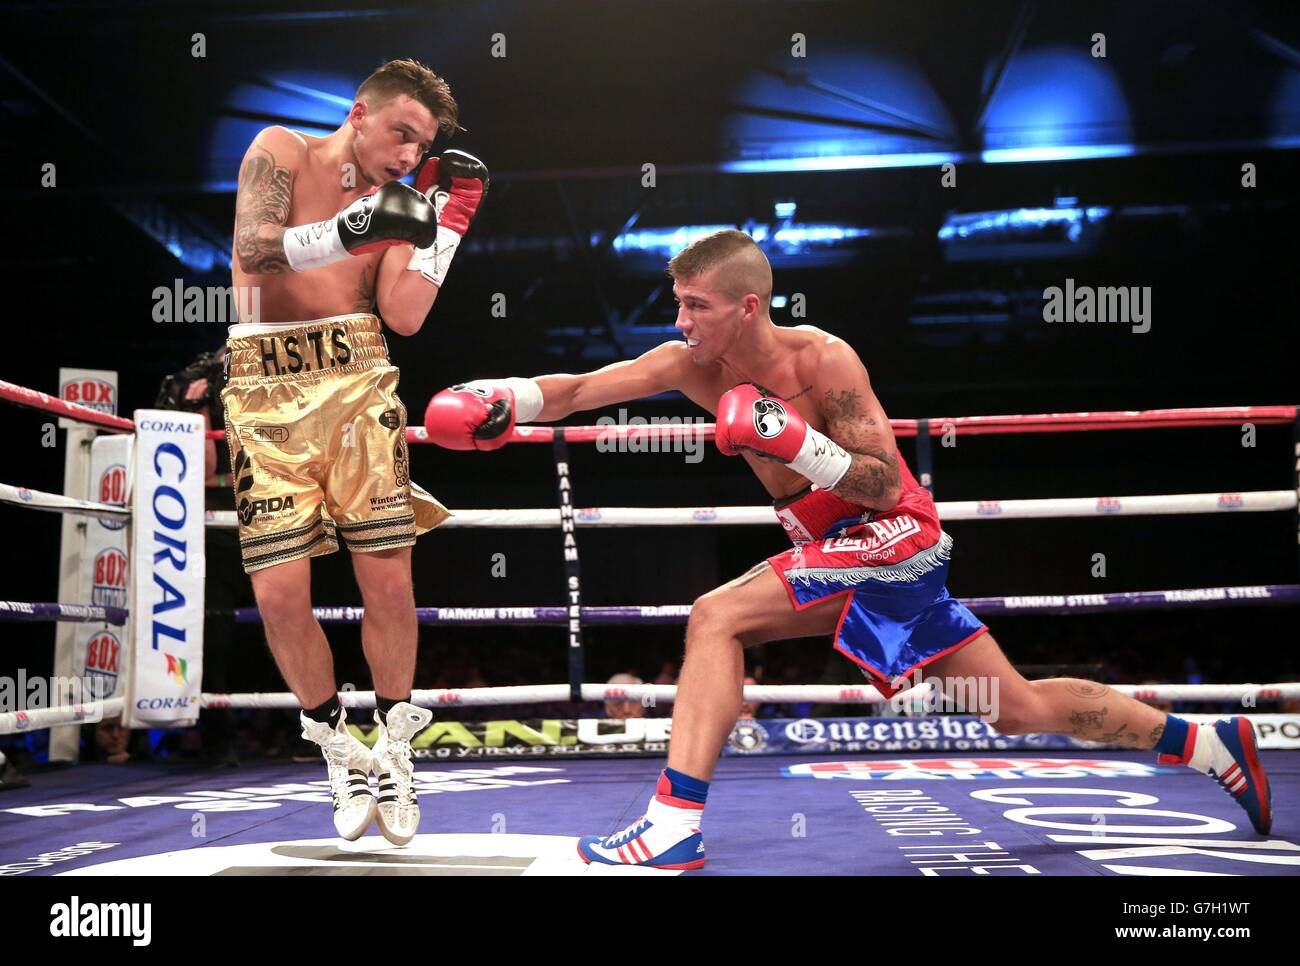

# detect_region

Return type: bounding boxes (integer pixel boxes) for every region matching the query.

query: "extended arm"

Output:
[423,341,686,451]
[533,341,684,420]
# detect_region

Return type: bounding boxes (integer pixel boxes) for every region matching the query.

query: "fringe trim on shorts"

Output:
[785,532,954,586]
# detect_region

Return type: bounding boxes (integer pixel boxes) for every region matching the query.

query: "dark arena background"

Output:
[1,0,1298,922]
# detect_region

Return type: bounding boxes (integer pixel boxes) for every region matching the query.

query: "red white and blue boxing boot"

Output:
[577,770,707,870]
[1157,716,1271,834]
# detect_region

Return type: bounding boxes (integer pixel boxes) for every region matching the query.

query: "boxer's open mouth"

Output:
[686,338,700,348]
[386,167,403,178]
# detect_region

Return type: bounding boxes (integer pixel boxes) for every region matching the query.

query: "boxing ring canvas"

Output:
[2,752,1297,875]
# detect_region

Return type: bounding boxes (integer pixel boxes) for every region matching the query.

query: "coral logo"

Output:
[1218,493,1244,509]
[976,501,1002,515]
[693,508,718,521]
[164,653,188,685]
[134,696,199,711]
[576,508,603,522]
[1096,497,1122,513]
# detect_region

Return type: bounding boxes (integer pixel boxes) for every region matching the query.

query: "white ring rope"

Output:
[0,482,130,522]
[199,490,1297,529]
[6,682,1297,733]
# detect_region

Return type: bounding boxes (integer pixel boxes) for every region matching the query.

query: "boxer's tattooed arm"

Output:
[234,148,294,275]
[822,388,901,509]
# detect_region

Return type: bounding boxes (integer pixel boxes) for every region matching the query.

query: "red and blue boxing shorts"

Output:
[767,483,987,697]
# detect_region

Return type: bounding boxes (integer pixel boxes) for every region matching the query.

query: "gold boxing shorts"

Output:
[221,313,450,573]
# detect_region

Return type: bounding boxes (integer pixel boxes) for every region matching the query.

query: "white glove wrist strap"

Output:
[502,378,544,423]
[406,225,462,287]
[789,428,852,490]
[283,219,348,272]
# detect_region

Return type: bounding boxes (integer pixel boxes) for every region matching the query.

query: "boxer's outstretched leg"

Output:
[927,632,1271,833]
[578,562,840,869]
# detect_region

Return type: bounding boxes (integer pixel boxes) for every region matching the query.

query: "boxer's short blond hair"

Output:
[667,229,773,304]
[357,58,461,137]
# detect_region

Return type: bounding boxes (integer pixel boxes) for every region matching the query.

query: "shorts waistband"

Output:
[225,314,388,383]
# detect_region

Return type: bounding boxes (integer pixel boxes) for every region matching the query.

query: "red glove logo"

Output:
[753,398,788,438]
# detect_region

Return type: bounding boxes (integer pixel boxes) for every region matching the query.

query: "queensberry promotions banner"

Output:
[387,715,1300,760]
[123,410,205,728]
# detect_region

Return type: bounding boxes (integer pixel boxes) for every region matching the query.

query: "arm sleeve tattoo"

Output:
[823,388,901,508]
[234,148,294,275]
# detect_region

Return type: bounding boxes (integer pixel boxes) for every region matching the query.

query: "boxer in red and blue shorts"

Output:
[769,481,986,697]
[425,229,1272,870]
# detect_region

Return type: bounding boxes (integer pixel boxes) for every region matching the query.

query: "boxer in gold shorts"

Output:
[223,314,447,570]
[223,58,487,845]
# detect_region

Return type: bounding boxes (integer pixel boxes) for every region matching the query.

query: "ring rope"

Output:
[5,682,1298,734]
[190,490,1296,531]
[223,584,1299,627]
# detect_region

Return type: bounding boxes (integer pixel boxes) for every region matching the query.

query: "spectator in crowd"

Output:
[605,673,645,719]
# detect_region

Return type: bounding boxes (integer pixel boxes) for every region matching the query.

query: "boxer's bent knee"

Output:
[357,574,414,615]
[985,678,1052,735]
[250,559,315,631]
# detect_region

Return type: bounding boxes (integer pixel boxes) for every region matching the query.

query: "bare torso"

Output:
[667,325,883,501]
[231,129,382,324]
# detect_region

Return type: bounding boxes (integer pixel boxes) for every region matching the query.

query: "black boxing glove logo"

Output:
[343,194,375,236]
[753,398,787,439]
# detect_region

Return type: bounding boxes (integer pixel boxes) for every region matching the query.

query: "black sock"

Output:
[376,694,411,720]
[304,694,342,725]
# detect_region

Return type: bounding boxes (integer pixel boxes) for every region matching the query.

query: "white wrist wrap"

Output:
[502,377,544,422]
[406,225,462,287]
[789,427,852,490]
[283,219,348,272]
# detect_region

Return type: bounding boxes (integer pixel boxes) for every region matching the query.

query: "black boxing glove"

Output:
[283,181,437,272]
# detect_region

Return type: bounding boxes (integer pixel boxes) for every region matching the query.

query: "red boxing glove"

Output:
[715,383,852,489]
[423,383,516,451]
[716,383,804,460]
[423,378,544,452]
[407,150,488,287]
[415,149,488,236]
